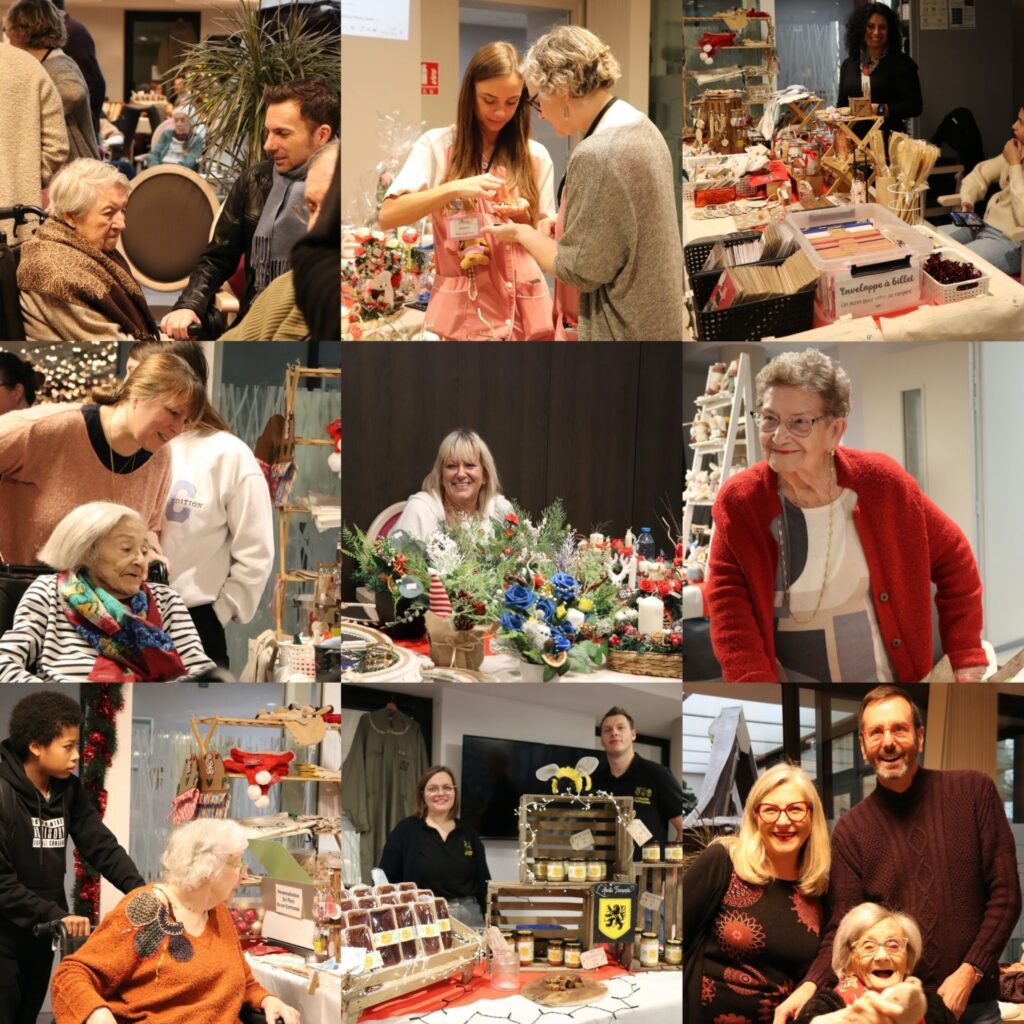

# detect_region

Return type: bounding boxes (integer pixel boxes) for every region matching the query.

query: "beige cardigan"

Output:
[961,155,1024,242]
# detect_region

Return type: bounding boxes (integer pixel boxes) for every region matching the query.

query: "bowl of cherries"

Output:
[922,251,988,304]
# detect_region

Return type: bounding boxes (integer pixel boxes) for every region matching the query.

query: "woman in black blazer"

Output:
[838,2,921,139]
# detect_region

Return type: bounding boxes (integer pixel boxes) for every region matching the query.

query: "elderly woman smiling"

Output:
[51,818,301,1024]
[0,502,215,682]
[707,349,986,683]
[794,904,955,1024]
[394,429,514,541]
[17,158,160,341]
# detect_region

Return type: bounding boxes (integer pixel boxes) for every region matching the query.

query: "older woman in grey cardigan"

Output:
[5,0,99,161]
[489,26,683,341]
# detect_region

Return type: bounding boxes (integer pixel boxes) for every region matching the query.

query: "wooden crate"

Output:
[518,794,634,883]
[624,861,683,971]
[340,918,483,1023]
[486,881,595,972]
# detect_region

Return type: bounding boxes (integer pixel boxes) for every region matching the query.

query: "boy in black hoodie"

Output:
[0,691,145,1024]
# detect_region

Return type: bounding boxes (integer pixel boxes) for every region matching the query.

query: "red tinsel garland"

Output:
[72,684,124,922]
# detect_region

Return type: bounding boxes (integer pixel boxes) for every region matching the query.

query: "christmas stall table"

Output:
[683,201,1024,340]
[247,956,341,1024]
[358,963,682,1023]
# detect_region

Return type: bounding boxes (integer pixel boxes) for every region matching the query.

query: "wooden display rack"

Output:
[190,715,340,790]
[486,881,594,970]
[816,112,885,195]
[518,795,634,883]
[623,861,682,971]
[274,363,341,638]
[782,95,824,133]
[341,918,483,1023]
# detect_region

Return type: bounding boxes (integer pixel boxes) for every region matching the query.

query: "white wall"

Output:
[976,343,1024,653]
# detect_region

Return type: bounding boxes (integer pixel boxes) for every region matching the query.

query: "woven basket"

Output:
[608,650,681,679]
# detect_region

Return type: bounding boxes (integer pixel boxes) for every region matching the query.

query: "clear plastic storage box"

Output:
[784,202,933,322]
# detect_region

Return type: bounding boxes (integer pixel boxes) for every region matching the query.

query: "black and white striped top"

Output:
[0,576,217,682]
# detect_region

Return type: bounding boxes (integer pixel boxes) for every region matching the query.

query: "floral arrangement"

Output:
[342,230,430,322]
[607,541,684,655]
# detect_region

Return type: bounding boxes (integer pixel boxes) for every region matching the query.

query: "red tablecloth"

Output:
[358,961,629,1021]
[394,635,494,657]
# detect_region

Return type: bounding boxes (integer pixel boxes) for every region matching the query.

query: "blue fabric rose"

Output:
[558,619,577,637]
[504,584,537,612]
[500,611,524,631]
[551,633,572,654]
[534,597,557,622]
[550,573,580,602]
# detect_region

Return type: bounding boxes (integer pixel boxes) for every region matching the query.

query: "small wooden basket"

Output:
[607,650,681,679]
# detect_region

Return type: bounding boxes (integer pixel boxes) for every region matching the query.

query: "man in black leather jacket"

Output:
[161,78,338,339]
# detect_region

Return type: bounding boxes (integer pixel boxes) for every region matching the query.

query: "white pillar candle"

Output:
[637,595,664,637]
[627,556,638,591]
[624,528,634,548]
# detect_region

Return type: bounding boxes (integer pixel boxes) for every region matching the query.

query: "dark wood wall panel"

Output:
[341,342,682,595]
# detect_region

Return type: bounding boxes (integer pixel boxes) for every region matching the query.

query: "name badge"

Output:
[447,213,483,239]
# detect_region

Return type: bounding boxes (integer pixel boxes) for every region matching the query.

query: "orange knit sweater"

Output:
[0,406,171,565]
[51,886,271,1024]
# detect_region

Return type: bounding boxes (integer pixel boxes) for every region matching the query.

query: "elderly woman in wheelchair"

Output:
[16,158,160,341]
[0,502,216,682]
[51,818,301,1024]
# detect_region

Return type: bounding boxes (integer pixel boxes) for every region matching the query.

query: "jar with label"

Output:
[641,843,661,863]
[564,940,582,968]
[534,859,548,881]
[518,929,534,965]
[547,859,566,882]
[586,860,603,881]
[665,938,682,965]
[640,932,660,967]
[566,858,587,882]
[664,843,683,863]
[547,938,564,966]
[501,930,515,948]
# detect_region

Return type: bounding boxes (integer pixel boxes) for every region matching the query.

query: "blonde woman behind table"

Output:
[379,41,555,340]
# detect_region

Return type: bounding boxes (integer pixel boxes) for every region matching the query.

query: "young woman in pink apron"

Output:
[379,42,555,340]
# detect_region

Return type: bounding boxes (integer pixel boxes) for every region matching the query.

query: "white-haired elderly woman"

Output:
[707,349,987,683]
[684,763,830,1024]
[488,25,683,341]
[51,818,301,1024]
[794,903,956,1024]
[0,501,215,682]
[17,158,160,341]
[394,428,514,541]
[148,106,205,170]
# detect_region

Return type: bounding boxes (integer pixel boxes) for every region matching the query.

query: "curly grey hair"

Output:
[161,819,248,891]
[755,349,852,420]
[521,26,621,99]
[36,501,146,571]
[48,159,130,223]
[832,902,922,978]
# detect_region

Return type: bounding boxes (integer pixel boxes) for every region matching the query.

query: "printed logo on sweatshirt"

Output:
[166,480,204,522]
[31,816,66,849]
[463,839,473,858]
[632,786,653,806]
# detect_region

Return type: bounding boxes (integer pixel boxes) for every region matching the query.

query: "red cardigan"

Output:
[706,448,985,682]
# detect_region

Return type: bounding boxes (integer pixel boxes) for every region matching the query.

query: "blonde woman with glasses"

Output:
[706,348,986,683]
[684,763,829,1024]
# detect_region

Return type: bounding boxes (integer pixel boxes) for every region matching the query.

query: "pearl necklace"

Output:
[777,455,837,625]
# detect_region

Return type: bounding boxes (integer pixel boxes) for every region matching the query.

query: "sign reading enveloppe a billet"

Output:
[592,882,637,942]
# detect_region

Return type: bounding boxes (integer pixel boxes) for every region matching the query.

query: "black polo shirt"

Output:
[590,753,683,858]
[377,816,490,911]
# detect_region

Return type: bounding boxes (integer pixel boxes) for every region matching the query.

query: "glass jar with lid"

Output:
[517,929,535,965]
[547,937,564,966]
[665,938,682,965]
[566,858,587,882]
[534,859,548,881]
[564,940,582,968]
[547,859,566,882]
[639,932,660,967]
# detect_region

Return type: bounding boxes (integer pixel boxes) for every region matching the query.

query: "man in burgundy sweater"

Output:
[776,685,1021,1024]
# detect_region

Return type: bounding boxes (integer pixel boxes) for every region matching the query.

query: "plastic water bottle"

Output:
[636,527,657,562]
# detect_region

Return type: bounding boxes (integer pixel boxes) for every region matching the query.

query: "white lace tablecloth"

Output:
[247,957,341,1024]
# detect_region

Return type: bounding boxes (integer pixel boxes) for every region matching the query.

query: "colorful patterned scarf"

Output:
[57,570,187,681]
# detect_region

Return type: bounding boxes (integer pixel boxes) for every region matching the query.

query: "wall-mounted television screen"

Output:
[460,734,603,840]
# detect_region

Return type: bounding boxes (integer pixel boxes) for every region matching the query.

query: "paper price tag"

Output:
[640,891,663,911]
[570,828,595,850]
[580,947,608,969]
[627,818,653,847]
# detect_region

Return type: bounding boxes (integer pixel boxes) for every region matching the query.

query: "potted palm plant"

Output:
[170,0,339,186]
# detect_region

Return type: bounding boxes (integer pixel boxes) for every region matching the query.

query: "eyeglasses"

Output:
[425,785,455,795]
[752,411,829,437]
[754,801,810,823]
[526,94,542,114]
[853,937,908,957]
[862,723,914,746]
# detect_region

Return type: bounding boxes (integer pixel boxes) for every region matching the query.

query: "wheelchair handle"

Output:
[32,919,65,940]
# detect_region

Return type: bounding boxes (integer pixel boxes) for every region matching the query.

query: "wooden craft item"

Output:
[849,97,873,117]
[522,973,609,1007]
[700,90,747,154]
